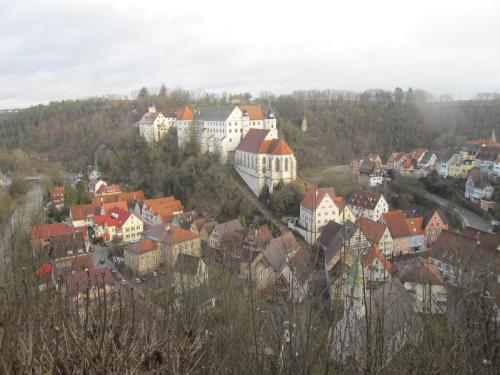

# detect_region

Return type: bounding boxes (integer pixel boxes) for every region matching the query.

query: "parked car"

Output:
[135,278,142,284]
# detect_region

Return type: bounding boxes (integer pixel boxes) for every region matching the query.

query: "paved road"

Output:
[422,191,492,233]
[0,184,44,259]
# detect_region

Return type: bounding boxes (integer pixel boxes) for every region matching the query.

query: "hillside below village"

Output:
[0,87,499,374]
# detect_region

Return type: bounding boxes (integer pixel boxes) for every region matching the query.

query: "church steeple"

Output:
[491,128,496,143]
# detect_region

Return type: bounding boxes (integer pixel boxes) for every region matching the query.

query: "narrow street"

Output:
[421,191,492,233]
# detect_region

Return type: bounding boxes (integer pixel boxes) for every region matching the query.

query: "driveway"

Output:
[422,191,492,233]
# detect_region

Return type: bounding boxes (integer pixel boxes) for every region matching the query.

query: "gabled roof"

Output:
[358,217,387,243]
[136,111,160,125]
[54,253,95,278]
[96,184,121,196]
[435,147,457,163]
[95,207,133,228]
[383,211,412,239]
[177,105,195,121]
[333,196,346,212]
[461,227,500,253]
[70,204,101,221]
[144,197,183,213]
[101,201,128,213]
[362,246,392,273]
[405,217,424,236]
[419,151,435,164]
[125,239,158,254]
[174,253,202,276]
[468,168,492,189]
[213,219,244,238]
[195,106,235,121]
[119,191,145,203]
[320,221,361,265]
[244,224,274,248]
[236,129,294,155]
[31,223,87,243]
[262,232,298,272]
[65,267,115,296]
[395,257,445,285]
[347,190,383,210]
[238,105,264,120]
[148,225,199,245]
[475,146,500,161]
[300,187,336,211]
[423,209,449,228]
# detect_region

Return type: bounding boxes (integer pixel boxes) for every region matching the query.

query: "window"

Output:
[285,158,289,172]
[275,158,280,171]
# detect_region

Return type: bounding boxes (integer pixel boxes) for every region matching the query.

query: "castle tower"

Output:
[301,112,308,132]
[148,102,157,113]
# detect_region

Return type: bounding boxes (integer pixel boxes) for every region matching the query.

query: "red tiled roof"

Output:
[383,210,412,239]
[362,246,392,273]
[237,129,294,155]
[96,184,121,195]
[405,217,424,235]
[333,196,346,211]
[101,201,128,213]
[358,217,387,242]
[347,190,383,210]
[70,204,101,221]
[149,225,199,245]
[95,207,132,228]
[35,261,53,277]
[119,191,145,203]
[92,194,119,205]
[54,253,95,278]
[65,267,115,296]
[177,105,195,121]
[300,187,336,211]
[31,223,87,243]
[239,105,264,121]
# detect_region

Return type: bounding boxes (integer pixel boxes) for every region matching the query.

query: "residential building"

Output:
[199,221,218,245]
[357,217,394,256]
[173,254,209,293]
[50,186,65,209]
[406,207,449,250]
[136,103,176,144]
[141,196,183,226]
[31,223,89,254]
[275,246,312,302]
[394,257,447,314]
[147,224,201,267]
[435,148,457,178]
[381,211,412,255]
[347,190,388,221]
[465,168,494,203]
[64,267,116,302]
[208,219,244,251]
[93,207,144,243]
[234,128,297,196]
[69,204,101,227]
[333,197,356,224]
[361,246,392,284]
[474,146,500,176]
[318,221,370,284]
[461,227,500,252]
[299,187,337,241]
[123,239,162,274]
[418,151,437,169]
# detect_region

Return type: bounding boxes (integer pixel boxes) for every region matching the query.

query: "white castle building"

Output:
[234,129,296,196]
[176,105,277,160]
[135,104,177,144]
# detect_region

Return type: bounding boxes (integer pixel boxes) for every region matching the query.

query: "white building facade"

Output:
[136,104,176,144]
[234,129,296,197]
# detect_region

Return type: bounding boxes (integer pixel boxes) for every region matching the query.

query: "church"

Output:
[234,129,297,196]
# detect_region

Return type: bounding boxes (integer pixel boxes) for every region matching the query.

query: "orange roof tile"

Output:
[31,223,87,243]
[101,201,128,213]
[405,217,424,235]
[358,217,387,242]
[383,210,412,239]
[177,105,195,121]
[126,239,158,254]
[239,105,264,121]
[362,246,392,273]
[119,191,145,203]
[333,196,346,211]
[70,204,101,221]
[272,138,294,155]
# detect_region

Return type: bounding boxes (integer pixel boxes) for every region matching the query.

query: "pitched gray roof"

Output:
[320,221,359,265]
[195,106,235,121]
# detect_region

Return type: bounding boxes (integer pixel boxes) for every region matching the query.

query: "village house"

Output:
[474,146,500,176]
[247,231,301,291]
[49,186,65,209]
[147,224,201,267]
[435,148,457,178]
[418,151,437,169]
[318,221,371,284]
[136,103,176,144]
[240,224,276,277]
[461,227,500,252]
[357,217,394,256]
[406,207,449,250]
[93,207,144,244]
[94,183,121,198]
[141,196,183,226]
[299,187,337,242]
[69,204,101,227]
[208,219,244,251]
[234,128,297,197]
[347,190,388,222]
[173,254,209,294]
[123,239,162,274]
[381,210,412,255]
[361,246,392,284]
[465,168,494,204]
[64,267,116,303]
[394,257,447,314]
[31,223,90,255]
[199,221,218,245]
[275,246,312,302]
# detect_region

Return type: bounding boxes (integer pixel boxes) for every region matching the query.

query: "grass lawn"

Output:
[300,165,367,196]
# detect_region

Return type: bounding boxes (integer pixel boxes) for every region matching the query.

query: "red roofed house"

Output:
[64,267,116,302]
[123,239,162,274]
[50,186,65,209]
[147,224,201,266]
[347,190,388,222]
[95,183,121,197]
[70,204,102,227]
[141,196,183,226]
[358,217,394,256]
[234,128,297,196]
[381,211,412,255]
[362,246,392,283]
[298,186,337,242]
[93,207,144,244]
[31,223,90,252]
[176,105,196,148]
[405,216,425,252]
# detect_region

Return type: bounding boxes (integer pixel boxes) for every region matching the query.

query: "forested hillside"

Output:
[1,88,500,174]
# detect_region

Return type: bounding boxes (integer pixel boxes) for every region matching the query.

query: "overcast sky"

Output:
[1,0,500,108]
